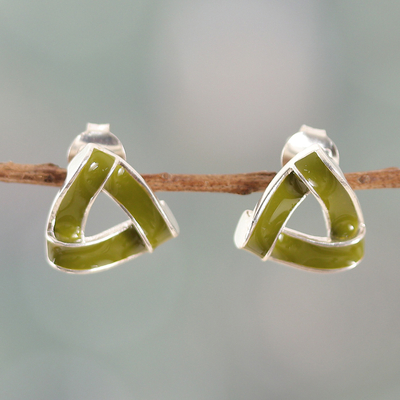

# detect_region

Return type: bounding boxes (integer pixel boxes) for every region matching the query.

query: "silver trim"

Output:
[234,127,366,271]
[46,126,179,273]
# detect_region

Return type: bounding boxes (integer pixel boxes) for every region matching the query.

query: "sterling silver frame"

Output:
[234,129,366,272]
[46,127,179,274]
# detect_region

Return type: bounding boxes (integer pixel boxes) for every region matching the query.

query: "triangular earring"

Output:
[235,125,365,272]
[46,123,179,273]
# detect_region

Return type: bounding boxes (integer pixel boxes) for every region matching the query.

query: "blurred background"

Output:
[0,0,400,399]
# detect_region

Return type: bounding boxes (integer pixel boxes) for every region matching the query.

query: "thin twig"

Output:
[0,162,399,194]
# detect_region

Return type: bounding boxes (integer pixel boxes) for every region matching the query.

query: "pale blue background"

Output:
[0,1,400,399]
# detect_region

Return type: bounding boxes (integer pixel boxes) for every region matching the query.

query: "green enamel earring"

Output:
[234,125,366,272]
[46,123,179,273]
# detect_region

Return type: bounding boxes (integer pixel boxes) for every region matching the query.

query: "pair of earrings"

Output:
[46,124,365,274]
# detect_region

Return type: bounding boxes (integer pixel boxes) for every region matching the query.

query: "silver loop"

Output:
[67,123,126,162]
[281,125,339,166]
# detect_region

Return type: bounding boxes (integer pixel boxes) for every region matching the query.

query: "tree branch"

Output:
[0,162,399,194]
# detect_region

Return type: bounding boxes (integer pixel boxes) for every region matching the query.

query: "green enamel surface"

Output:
[243,150,364,269]
[245,172,308,258]
[271,234,364,270]
[104,165,172,248]
[294,152,359,241]
[48,226,146,271]
[54,149,114,243]
[50,147,173,271]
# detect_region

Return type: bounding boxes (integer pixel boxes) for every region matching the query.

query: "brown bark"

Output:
[0,162,398,194]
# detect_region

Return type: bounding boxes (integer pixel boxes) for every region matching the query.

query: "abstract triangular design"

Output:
[235,145,365,271]
[46,144,179,273]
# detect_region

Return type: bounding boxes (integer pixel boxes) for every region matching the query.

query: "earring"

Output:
[234,125,365,272]
[46,123,179,273]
